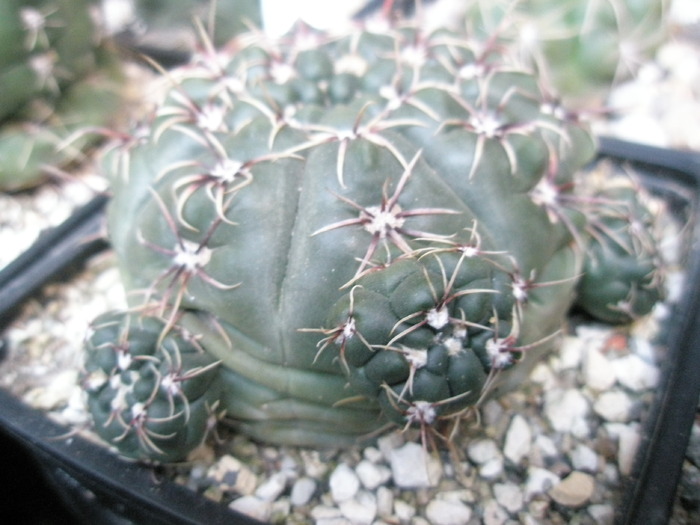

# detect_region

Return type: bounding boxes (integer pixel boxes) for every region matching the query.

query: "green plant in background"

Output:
[0,0,124,192]
[460,0,669,105]
[82,19,663,462]
[128,0,262,48]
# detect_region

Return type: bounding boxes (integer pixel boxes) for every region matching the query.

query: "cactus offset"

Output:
[84,22,663,461]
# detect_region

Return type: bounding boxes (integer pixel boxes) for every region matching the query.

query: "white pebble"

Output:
[290,477,316,506]
[329,464,360,503]
[583,346,617,391]
[529,362,557,389]
[611,354,659,391]
[394,499,416,521]
[570,444,599,472]
[362,446,383,463]
[355,459,390,490]
[340,491,377,525]
[389,442,441,488]
[483,499,509,525]
[617,425,642,476]
[311,505,343,519]
[557,336,584,370]
[525,467,560,500]
[229,496,272,522]
[425,499,472,525]
[467,438,501,464]
[544,389,590,432]
[479,457,504,480]
[533,435,558,458]
[375,486,394,518]
[493,482,523,513]
[630,334,657,361]
[255,472,287,501]
[588,503,615,524]
[504,414,532,465]
[594,390,634,422]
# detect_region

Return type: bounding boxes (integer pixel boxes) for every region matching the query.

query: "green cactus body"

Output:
[84,23,663,461]
[83,311,223,462]
[0,0,124,191]
[132,0,262,47]
[460,0,669,104]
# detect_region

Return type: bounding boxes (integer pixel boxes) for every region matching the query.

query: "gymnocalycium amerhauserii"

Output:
[82,21,663,462]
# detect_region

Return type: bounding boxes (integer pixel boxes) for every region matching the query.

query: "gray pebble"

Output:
[290,477,316,506]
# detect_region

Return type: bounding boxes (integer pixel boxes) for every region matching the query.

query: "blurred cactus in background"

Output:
[0,0,125,191]
[458,0,669,105]
[117,0,262,51]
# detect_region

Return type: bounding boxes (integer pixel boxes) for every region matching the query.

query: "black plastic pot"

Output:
[0,137,698,524]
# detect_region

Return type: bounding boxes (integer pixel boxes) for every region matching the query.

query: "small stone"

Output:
[389,442,441,488]
[467,438,501,464]
[611,354,659,392]
[594,390,633,422]
[270,499,291,522]
[527,499,551,521]
[583,346,617,391]
[529,362,557,389]
[588,503,615,524]
[377,432,404,459]
[524,467,560,500]
[229,496,272,522]
[300,450,328,478]
[425,499,472,525]
[339,491,377,525]
[483,499,508,525]
[533,435,558,459]
[311,505,343,519]
[25,370,80,410]
[290,477,316,506]
[375,486,394,518]
[557,335,584,370]
[480,399,506,427]
[504,414,532,465]
[479,457,504,480]
[355,459,390,490]
[548,471,596,508]
[687,423,700,468]
[570,444,599,473]
[493,482,523,513]
[329,464,360,503]
[207,455,257,495]
[363,446,384,463]
[394,499,416,521]
[617,425,641,476]
[544,389,590,432]
[255,472,287,501]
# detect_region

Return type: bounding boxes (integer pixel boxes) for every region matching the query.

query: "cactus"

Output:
[83,21,663,462]
[129,0,262,48]
[459,0,669,104]
[0,0,124,191]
